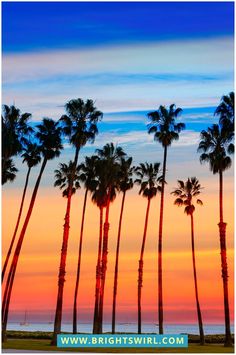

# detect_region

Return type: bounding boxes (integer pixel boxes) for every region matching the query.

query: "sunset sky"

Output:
[2,2,234,328]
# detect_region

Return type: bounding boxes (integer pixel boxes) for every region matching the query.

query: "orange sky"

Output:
[2,166,234,326]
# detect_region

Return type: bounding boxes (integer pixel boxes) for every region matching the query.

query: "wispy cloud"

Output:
[81,129,200,149]
[3,37,233,83]
[2,36,233,116]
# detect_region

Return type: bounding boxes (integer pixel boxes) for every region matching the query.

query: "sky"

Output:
[2,2,234,329]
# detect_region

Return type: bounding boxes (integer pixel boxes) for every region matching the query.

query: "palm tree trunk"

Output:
[218,170,232,347]
[112,191,126,334]
[98,197,111,333]
[2,167,31,283]
[138,197,151,334]
[93,207,103,334]
[51,190,72,345]
[158,145,167,334]
[2,158,47,342]
[74,147,80,167]
[73,188,88,334]
[190,214,204,345]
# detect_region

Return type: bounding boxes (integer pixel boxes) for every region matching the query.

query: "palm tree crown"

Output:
[2,104,33,161]
[215,92,234,127]
[135,162,162,199]
[60,98,103,150]
[36,118,63,160]
[147,104,185,146]
[54,161,81,197]
[172,177,203,215]
[2,159,18,185]
[79,155,99,192]
[198,124,234,174]
[118,157,134,193]
[96,143,126,194]
[21,142,41,169]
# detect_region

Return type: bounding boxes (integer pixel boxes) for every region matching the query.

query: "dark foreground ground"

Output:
[2,332,234,353]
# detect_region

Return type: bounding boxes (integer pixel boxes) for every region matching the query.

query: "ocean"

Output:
[7,322,234,335]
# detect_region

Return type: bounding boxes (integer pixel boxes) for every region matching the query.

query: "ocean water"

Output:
[7,322,234,335]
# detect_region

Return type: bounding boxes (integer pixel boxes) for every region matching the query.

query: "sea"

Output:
[7,322,234,335]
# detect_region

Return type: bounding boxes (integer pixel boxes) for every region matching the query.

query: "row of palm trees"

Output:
[1,92,234,347]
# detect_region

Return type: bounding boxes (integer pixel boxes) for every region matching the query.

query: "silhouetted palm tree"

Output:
[2,118,62,342]
[2,104,33,183]
[112,156,134,334]
[91,157,117,334]
[73,155,98,334]
[52,162,81,342]
[135,162,162,334]
[96,143,126,333]
[215,92,234,128]
[91,171,109,334]
[51,98,102,343]
[2,158,18,185]
[172,177,205,345]
[198,124,234,347]
[147,104,185,334]
[2,142,41,282]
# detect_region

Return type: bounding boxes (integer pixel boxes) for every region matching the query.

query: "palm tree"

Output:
[90,157,117,334]
[198,124,234,347]
[50,98,102,344]
[2,104,33,182]
[52,162,81,342]
[111,156,134,334]
[215,92,234,128]
[2,158,18,185]
[135,162,162,334]
[2,118,62,342]
[147,104,185,334]
[91,171,109,334]
[2,142,41,282]
[172,177,205,345]
[73,155,98,334]
[95,143,126,333]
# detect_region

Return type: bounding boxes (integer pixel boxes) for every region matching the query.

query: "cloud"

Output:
[2,36,233,84]
[82,129,200,149]
[2,80,233,120]
[2,36,233,117]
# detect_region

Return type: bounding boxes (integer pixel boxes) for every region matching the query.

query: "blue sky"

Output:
[2,1,234,180]
[2,2,234,52]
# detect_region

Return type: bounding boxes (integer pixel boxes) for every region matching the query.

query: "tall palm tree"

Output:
[198,124,234,347]
[52,162,81,342]
[111,156,134,334]
[215,92,234,128]
[2,142,41,282]
[135,162,162,334]
[2,104,33,182]
[147,104,185,334]
[172,177,205,345]
[91,170,109,334]
[2,158,18,185]
[2,118,62,342]
[51,98,102,344]
[73,155,98,334]
[95,143,126,333]
[91,157,118,334]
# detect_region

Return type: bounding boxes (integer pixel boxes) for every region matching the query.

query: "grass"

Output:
[2,338,234,353]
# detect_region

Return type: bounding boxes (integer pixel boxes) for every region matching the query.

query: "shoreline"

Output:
[5,331,235,344]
